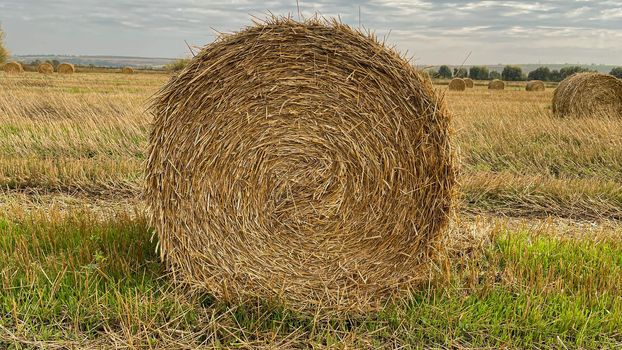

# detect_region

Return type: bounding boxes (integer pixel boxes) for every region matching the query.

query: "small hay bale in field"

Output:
[146,17,457,314]
[57,63,75,74]
[37,63,54,74]
[2,61,24,73]
[488,79,505,90]
[553,72,622,117]
[463,78,474,88]
[121,66,134,74]
[526,80,545,91]
[448,78,466,91]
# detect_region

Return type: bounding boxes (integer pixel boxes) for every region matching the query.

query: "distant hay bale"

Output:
[488,79,505,90]
[2,61,24,74]
[37,63,54,74]
[57,63,75,74]
[526,80,545,91]
[463,78,474,88]
[121,66,134,74]
[146,18,457,314]
[553,72,622,117]
[448,78,466,91]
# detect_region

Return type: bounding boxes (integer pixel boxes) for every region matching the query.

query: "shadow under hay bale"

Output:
[449,78,466,91]
[488,79,505,90]
[37,63,54,74]
[57,63,75,74]
[463,78,474,88]
[526,80,545,92]
[2,61,24,74]
[146,17,457,315]
[552,72,622,118]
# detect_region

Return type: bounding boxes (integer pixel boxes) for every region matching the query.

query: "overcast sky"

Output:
[1,0,621,65]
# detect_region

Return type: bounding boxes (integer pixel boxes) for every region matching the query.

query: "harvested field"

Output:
[1,68,621,348]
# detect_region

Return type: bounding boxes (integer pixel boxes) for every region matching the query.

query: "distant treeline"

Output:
[429,65,622,81]
[20,59,165,72]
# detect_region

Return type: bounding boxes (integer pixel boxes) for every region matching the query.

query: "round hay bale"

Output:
[463,78,474,88]
[57,63,75,74]
[488,79,505,90]
[121,66,134,74]
[553,72,622,117]
[526,80,545,91]
[37,63,54,74]
[2,61,24,74]
[448,78,466,91]
[146,18,456,314]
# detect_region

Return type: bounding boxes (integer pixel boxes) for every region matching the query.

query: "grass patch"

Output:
[1,211,621,348]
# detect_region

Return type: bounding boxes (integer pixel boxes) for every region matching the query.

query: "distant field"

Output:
[2,72,620,220]
[1,72,621,348]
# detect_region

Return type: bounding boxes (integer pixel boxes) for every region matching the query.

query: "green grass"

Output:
[1,211,621,348]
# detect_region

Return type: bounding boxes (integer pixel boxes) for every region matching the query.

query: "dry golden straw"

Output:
[488,79,505,90]
[526,80,545,92]
[463,78,474,88]
[2,61,23,74]
[121,67,134,74]
[57,63,75,74]
[553,72,622,118]
[448,78,466,91]
[37,63,54,74]
[146,17,456,314]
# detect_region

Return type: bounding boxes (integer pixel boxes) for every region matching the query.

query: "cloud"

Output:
[599,7,622,19]
[0,0,621,64]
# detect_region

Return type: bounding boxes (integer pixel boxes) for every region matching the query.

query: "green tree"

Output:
[609,67,622,79]
[437,65,452,79]
[469,66,489,80]
[423,69,439,79]
[453,67,468,78]
[528,67,551,81]
[0,25,8,64]
[559,66,591,80]
[502,65,524,81]
[166,58,190,72]
[489,71,502,80]
[549,70,562,82]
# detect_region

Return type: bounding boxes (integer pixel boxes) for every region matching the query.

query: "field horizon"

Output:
[9,54,621,73]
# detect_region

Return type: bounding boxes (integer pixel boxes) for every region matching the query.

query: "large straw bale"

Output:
[57,63,75,74]
[37,63,54,74]
[488,79,505,90]
[526,80,545,91]
[553,72,622,117]
[448,78,466,91]
[2,61,23,73]
[463,78,474,88]
[146,18,456,314]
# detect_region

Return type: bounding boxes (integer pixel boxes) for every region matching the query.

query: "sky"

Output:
[1,0,621,65]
